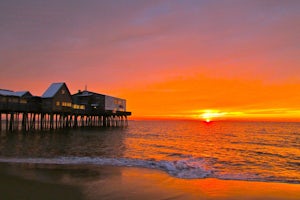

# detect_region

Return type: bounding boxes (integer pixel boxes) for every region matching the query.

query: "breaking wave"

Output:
[0,156,211,179]
[0,156,299,183]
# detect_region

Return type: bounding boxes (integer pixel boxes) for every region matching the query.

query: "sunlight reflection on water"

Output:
[0,121,299,183]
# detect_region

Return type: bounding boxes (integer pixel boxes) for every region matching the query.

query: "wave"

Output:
[0,156,299,183]
[0,157,212,179]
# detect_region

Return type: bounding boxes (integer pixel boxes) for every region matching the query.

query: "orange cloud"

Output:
[119,74,300,121]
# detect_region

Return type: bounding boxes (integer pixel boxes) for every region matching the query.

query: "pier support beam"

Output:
[9,112,14,131]
[22,113,27,131]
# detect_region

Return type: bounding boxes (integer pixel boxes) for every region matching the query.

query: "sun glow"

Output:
[201,110,226,122]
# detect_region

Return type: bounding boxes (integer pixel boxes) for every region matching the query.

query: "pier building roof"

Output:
[0,89,32,97]
[42,82,66,98]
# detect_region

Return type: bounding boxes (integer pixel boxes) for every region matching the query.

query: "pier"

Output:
[0,82,131,131]
[0,111,130,132]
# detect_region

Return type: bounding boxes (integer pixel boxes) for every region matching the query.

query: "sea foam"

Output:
[0,156,212,179]
[1,156,299,183]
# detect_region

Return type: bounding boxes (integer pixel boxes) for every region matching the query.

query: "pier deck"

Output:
[0,106,131,131]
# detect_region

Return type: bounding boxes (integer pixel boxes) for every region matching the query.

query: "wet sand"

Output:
[0,163,299,200]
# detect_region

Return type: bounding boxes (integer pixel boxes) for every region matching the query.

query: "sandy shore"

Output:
[0,163,299,200]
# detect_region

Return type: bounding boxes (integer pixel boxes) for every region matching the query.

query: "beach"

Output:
[1,163,299,200]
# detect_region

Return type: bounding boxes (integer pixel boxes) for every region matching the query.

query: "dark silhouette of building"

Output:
[0,82,131,131]
[42,83,72,113]
[72,90,126,114]
[0,89,32,112]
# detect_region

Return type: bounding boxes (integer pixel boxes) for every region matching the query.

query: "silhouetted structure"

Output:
[42,83,73,113]
[0,83,131,131]
[72,90,126,113]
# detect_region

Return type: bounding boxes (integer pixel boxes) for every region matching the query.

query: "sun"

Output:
[205,118,211,123]
[201,110,226,122]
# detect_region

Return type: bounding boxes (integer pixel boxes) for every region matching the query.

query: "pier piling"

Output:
[0,110,129,132]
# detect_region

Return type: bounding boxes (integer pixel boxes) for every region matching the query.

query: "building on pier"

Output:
[42,83,72,113]
[0,89,32,111]
[0,82,131,131]
[72,90,126,113]
[72,90,105,113]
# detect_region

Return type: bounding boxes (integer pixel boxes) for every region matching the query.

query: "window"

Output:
[56,101,60,106]
[73,104,85,110]
[20,99,27,104]
[61,89,65,94]
[62,102,72,107]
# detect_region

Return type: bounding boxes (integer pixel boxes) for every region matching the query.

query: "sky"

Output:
[0,0,300,121]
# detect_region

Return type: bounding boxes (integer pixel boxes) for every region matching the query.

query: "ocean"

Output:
[0,120,299,184]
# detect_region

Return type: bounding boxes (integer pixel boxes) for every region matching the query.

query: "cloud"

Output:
[121,73,300,119]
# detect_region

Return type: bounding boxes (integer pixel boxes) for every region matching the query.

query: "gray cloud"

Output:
[0,0,299,90]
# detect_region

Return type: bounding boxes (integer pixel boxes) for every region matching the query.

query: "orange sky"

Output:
[0,1,300,121]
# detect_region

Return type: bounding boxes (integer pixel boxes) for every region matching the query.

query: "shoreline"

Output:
[0,156,299,185]
[0,163,299,200]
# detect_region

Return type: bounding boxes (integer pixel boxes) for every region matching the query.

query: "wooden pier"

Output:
[0,110,130,132]
[0,82,131,132]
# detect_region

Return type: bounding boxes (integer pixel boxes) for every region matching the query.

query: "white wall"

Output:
[105,96,126,112]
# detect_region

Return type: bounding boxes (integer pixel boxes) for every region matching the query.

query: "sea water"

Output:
[0,120,299,183]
